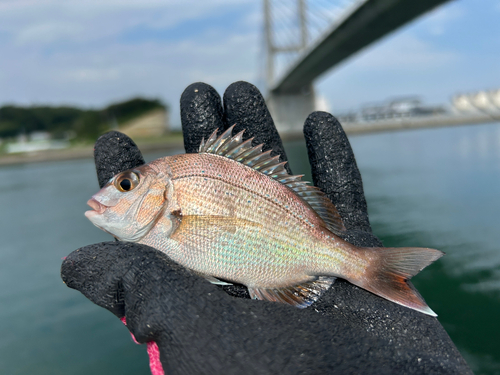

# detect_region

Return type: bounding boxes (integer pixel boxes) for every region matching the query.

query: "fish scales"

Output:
[148,153,362,285]
[167,216,354,287]
[160,153,328,233]
[143,154,357,286]
[85,127,444,315]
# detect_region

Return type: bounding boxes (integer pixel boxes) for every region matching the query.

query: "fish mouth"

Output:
[85,198,107,218]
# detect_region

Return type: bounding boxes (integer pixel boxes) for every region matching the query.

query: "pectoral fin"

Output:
[174,215,262,238]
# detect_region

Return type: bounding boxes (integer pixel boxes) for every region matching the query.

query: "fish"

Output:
[85,126,444,316]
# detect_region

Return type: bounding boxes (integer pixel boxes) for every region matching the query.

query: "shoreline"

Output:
[1,119,498,166]
[0,139,185,166]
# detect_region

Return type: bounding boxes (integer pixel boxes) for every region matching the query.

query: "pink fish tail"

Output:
[355,247,444,316]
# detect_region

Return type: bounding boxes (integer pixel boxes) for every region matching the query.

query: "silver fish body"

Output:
[86,127,443,315]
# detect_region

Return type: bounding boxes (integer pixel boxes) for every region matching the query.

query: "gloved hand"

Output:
[61,81,471,374]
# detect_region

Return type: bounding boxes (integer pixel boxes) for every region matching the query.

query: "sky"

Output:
[0,0,499,127]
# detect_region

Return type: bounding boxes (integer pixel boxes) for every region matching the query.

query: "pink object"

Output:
[120,317,165,375]
[147,341,164,375]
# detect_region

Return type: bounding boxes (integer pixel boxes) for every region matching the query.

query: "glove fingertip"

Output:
[222,81,273,136]
[180,82,224,153]
[304,111,342,138]
[94,131,145,188]
[304,111,372,233]
[223,81,291,172]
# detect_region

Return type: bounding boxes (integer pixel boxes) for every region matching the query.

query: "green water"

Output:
[0,123,499,374]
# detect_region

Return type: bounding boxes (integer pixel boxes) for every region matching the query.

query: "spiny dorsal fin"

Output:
[248,276,336,308]
[199,126,346,235]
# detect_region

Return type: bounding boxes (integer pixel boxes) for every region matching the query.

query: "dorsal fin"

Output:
[199,126,346,235]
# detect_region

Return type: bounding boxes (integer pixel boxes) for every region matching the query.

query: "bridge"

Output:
[262,0,452,132]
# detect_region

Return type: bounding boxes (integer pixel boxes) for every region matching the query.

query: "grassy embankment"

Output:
[0,98,184,165]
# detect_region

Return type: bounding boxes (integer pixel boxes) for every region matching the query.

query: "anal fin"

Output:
[248,276,335,309]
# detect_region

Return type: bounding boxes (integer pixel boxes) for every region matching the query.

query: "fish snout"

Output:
[85,198,107,218]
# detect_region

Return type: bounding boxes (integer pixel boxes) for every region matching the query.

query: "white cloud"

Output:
[0,0,254,46]
[0,0,497,131]
[0,0,260,126]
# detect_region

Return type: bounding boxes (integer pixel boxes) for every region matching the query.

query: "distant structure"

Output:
[337,97,446,124]
[262,0,451,132]
[452,89,500,113]
[118,108,170,139]
[335,89,500,135]
[361,97,445,122]
[6,131,69,154]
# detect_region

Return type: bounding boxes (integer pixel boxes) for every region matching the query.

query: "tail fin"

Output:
[356,247,444,316]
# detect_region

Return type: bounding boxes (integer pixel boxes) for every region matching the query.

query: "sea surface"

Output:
[0,122,499,374]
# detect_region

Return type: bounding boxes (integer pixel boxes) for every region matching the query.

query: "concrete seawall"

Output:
[342,113,500,135]
[279,113,500,141]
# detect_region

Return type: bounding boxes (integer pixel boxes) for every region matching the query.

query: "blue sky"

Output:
[319,0,500,113]
[0,0,498,127]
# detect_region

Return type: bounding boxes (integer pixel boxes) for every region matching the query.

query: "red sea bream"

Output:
[85,127,443,316]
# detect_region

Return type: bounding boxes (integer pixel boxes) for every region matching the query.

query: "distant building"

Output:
[491,89,500,109]
[30,131,51,142]
[6,131,69,153]
[336,112,357,123]
[337,96,446,123]
[452,89,500,112]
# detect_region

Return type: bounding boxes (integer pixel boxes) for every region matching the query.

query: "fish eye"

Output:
[114,171,140,192]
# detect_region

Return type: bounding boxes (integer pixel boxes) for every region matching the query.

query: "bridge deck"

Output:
[271,0,451,94]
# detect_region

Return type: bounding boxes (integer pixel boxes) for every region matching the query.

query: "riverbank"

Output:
[1,130,306,166]
[280,113,500,138]
[1,118,498,166]
[0,134,185,166]
[341,113,500,135]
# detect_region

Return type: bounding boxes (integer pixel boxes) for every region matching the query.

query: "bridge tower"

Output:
[263,0,316,133]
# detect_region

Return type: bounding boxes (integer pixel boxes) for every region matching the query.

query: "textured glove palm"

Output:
[61,81,470,374]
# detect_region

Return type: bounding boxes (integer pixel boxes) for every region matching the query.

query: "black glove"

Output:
[61,81,471,374]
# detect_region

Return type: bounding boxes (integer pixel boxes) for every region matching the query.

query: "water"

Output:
[0,123,499,374]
